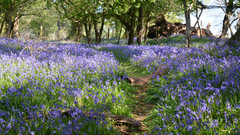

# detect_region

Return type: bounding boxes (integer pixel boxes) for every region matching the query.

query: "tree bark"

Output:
[93,14,105,44]
[128,7,136,45]
[0,16,5,36]
[79,23,83,42]
[6,0,14,38]
[219,0,234,38]
[57,20,61,40]
[136,5,144,45]
[183,0,192,48]
[107,28,110,39]
[75,23,82,42]
[220,15,231,38]
[7,12,13,38]
[13,18,19,38]
[194,6,203,39]
[143,22,149,45]
[128,26,135,45]
[99,15,105,43]
[84,23,92,44]
[117,25,122,44]
[225,25,240,46]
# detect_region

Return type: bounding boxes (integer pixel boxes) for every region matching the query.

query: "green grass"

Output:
[2,35,239,134]
[98,37,240,134]
[0,52,134,134]
[146,34,215,47]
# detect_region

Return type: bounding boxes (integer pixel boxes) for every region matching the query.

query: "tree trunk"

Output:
[183,0,192,48]
[57,20,60,40]
[136,5,144,45]
[143,22,149,45]
[6,0,13,38]
[93,15,105,44]
[219,0,234,38]
[13,18,19,38]
[220,15,230,38]
[128,27,135,45]
[7,12,13,38]
[93,20,99,44]
[79,23,83,42]
[194,6,203,39]
[99,15,105,44]
[225,26,240,46]
[107,28,110,39]
[84,23,92,44]
[0,16,5,36]
[117,25,122,44]
[75,23,80,42]
[128,7,136,45]
[115,21,120,38]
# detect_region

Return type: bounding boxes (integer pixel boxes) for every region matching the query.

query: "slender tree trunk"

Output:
[228,14,233,36]
[144,22,149,45]
[219,0,234,38]
[0,10,2,21]
[99,15,105,44]
[6,0,13,38]
[117,25,122,44]
[183,0,192,48]
[79,23,83,42]
[84,23,92,44]
[93,15,105,44]
[7,12,13,38]
[136,5,144,45]
[0,11,3,35]
[0,16,5,36]
[93,20,99,44]
[194,7,203,39]
[107,28,110,39]
[128,7,136,45]
[13,18,19,38]
[115,21,120,38]
[75,23,80,42]
[57,20,61,40]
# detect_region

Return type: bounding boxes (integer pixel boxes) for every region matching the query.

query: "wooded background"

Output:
[1,0,240,47]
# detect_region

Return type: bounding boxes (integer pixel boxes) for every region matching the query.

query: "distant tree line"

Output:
[1,0,240,47]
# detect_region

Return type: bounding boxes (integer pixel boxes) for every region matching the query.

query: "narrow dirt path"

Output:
[116,85,153,135]
[132,85,153,122]
[117,65,168,135]
[95,49,168,134]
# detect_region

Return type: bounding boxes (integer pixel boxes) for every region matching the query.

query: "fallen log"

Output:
[126,64,169,86]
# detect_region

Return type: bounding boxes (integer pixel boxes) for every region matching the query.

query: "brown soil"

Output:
[116,65,169,134]
[114,85,153,135]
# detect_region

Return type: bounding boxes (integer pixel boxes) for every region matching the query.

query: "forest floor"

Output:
[115,63,157,135]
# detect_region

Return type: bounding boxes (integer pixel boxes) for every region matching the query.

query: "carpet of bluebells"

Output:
[96,36,240,134]
[0,38,128,134]
[0,35,240,134]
